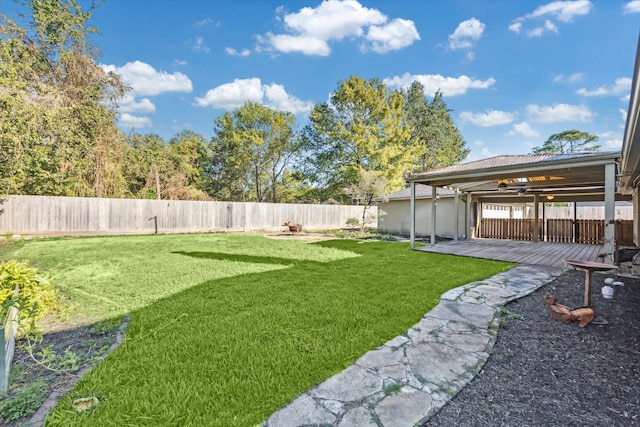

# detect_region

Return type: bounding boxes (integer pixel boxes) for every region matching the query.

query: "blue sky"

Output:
[4,0,640,161]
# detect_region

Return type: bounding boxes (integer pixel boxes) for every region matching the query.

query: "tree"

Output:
[207,102,300,202]
[532,130,600,154]
[404,82,469,171]
[165,130,211,200]
[303,75,419,203]
[342,169,387,234]
[0,0,128,197]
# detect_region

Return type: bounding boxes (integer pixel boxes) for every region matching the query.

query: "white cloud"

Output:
[119,113,152,128]
[118,95,156,113]
[195,77,313,114]
[576,77,632,96]
[226,47,252,57]
[102,61,193,96]
[448,18,485,50]
[508,22,522,33]
[620,108,628,123]
[259,0,418,55]
[365,18,420,53]
[526,103,593,123]
[264,83,314,113]
[262,33,331,56]
[509,1,591,36]
[624,1,640,13]
[507,121,540,138]
[600,131,623,149]
[526,20,558,37]
[526,0,592,22]
[173,59,188,66]
[195,18,213,27]
[459,110,515,127]
[194,37,210,53]
[553,72,584,83]
[384,73,495,97]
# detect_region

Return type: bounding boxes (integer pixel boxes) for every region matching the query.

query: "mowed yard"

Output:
[2,234,512,426]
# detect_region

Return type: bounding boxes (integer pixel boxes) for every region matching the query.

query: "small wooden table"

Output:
[564,259,617,307]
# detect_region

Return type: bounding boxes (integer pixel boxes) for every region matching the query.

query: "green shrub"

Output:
[345,217,360,227]
[0,381,48,422]
[0,260,58,334]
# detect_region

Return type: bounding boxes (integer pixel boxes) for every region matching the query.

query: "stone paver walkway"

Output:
[262,264,561,427]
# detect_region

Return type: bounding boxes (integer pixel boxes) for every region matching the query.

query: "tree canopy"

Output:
[404,82,469,170]
[532,129,600,154]
[2,3,470,204]
[303,75,419,203]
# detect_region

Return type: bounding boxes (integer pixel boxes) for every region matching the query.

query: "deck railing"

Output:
[480,219,634,245]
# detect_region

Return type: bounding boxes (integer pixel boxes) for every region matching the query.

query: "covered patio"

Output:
[406,151,626,265]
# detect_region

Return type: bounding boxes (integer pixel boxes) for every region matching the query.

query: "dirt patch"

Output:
[264,232,340,242]
[426,269,640,426]
[0,318,125,426]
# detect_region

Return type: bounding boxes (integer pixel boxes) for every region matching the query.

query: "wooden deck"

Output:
[416,239,605,268]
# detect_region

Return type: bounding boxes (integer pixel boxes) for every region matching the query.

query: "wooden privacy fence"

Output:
[482,218,634,246]
[0,195,376,236]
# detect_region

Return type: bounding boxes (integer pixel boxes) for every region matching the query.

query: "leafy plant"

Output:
[0,381,48,422]
[384,382,403,396]
[498,306,524,321]
[0,260,58,335]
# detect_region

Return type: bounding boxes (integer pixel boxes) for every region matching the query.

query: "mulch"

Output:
[426,269,640,426]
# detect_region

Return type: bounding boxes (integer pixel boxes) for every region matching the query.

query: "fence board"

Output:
[0,287,19,394]
[0,195,375,236]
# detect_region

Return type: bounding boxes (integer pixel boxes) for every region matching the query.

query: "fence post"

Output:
[0,286,19,394]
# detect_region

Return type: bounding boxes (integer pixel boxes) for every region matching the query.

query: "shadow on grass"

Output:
[172,251,318,266]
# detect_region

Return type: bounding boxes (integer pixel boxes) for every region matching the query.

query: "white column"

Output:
[431,186,437,245]
[604,162,616,264]
[634,189,640,246]
[454,188,460,241]
[410,181,416,250]
[533,194,540,242]
[465,193,472,239]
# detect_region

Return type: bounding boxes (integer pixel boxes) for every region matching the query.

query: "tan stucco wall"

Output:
[377,198,466,238]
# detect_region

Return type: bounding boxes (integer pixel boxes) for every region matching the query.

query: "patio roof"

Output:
[406,151,626,203]
[619,32,640,195]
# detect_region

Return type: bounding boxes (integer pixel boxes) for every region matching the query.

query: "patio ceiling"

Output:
[406,151,626,204]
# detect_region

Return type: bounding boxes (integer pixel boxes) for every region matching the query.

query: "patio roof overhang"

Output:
[619,32,640,195]
[406,151,625,203]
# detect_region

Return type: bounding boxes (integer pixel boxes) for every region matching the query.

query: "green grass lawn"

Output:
[3,234,512,426]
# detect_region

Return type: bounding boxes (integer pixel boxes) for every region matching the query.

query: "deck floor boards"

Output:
[417,239,605,268]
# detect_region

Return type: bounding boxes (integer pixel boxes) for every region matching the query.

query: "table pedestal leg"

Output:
[584,270,592,307]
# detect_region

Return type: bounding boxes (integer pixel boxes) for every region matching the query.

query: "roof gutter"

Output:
[619,32,640,195]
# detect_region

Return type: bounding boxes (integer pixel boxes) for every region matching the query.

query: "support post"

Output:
[465,193,472,239]
[573,201,578,243]
[604,162,616,264]
[410,182,416,249]
[476,202,483,238]
[454,188,460,241]
[533,194,540,242]
[431,186,437,245]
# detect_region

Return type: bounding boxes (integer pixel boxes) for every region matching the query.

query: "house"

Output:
[377,185,465,239]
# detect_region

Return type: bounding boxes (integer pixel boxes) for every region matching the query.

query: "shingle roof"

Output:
[410,152,619,178]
